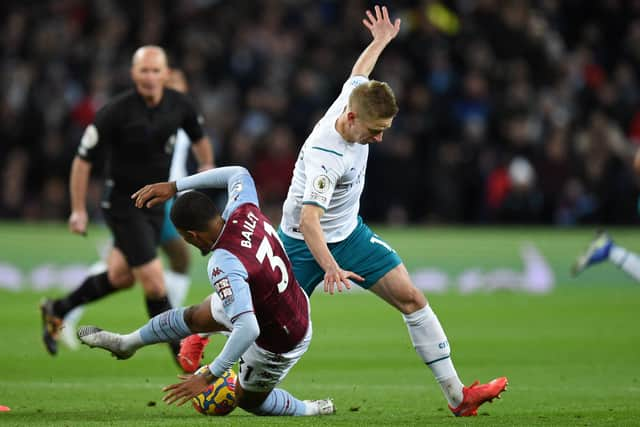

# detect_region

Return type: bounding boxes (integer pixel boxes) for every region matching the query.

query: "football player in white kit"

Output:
[277,5,507,417]
[572,147,640,281]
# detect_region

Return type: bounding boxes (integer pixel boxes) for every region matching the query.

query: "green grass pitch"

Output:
[1,223,639,426]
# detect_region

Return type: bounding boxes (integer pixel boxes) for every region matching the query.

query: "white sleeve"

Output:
[169,129,190,182]
[301,146,346,211]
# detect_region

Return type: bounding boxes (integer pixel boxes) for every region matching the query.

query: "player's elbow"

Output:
[244,314,260,342]
[226,165,251,180]
[236,166,250,176]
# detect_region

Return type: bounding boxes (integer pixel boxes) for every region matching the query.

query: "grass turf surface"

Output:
[1,224,639,426]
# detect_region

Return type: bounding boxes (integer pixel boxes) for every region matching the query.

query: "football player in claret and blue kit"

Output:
[77,166,334,417]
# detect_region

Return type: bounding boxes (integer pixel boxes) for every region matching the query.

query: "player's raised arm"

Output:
[132,166,255,209]
[351,5,401,78]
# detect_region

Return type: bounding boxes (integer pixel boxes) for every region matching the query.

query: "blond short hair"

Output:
[348,80,399,121]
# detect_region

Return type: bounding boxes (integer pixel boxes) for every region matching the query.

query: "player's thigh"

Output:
[106,247,135,288]
[332,218,402,289]
[236,322,313,409]
[369,263,427,314]
[103,202,163,268]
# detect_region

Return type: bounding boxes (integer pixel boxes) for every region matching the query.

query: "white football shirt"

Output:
[281,75,369,243]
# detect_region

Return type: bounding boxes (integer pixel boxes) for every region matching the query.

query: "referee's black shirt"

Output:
[77,88,205,196]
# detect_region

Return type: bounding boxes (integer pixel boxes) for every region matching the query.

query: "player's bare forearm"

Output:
[351,5,401,77]
[351,40,390,78]
[299,205,339,273]
[300,205,363,293]
[68,157,92,235]
[192,136,215,171]
[69,156,91,213]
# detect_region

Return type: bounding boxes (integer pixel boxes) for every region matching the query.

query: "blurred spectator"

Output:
[1,0,640,225]
[494,156,544,223]
[253,124,297,223]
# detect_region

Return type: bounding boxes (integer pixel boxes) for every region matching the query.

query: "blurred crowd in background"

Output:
[1,0,640,225]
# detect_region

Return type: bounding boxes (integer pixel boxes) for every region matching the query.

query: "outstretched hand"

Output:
[363,5,401,44]
[131,181,177,208]
[323,266,364,295]
[162,373,211,406]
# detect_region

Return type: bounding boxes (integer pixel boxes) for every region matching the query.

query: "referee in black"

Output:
[40,46,214,363]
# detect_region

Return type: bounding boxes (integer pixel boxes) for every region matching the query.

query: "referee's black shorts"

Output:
[102,191,164,267]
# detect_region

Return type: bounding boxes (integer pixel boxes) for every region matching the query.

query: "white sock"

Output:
[164,270,191,307]
[61,306,85,350]
[64,306,85,326]
[403,305,464,407]
[609,246,640,281]
[119,331,145,352]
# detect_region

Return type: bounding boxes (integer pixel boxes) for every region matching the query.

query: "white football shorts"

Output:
[209,292,312,392]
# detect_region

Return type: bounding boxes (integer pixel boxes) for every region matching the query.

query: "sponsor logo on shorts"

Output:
[212,267,224,277]
[214,277,234,306]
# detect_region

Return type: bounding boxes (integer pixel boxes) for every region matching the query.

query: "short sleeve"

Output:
[77,104,116,162]
[180,95,205,142]
[208,249,254,323]
[301,145,346,211]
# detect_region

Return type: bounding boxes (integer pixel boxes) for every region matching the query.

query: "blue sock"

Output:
[248,388,307,416]
[138,307,191,344]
